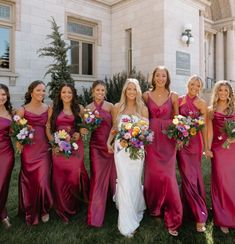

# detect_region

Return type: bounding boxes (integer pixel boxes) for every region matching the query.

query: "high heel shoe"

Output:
[41,214,49,223]
[220,227,229,234]
[2,217,11,229]
[196,223,206,232]
[168,229,178,236]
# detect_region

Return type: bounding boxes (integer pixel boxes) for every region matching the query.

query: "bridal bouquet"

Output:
[115,116,154,160]
[163,113,205,149]
[11,115,35,148]
[220,119,235,149]
[50,129,79,158]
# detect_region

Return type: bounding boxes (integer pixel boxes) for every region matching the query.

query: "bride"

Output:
[107,78,149,238]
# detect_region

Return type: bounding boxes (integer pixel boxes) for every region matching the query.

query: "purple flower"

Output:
[59,141,72,152]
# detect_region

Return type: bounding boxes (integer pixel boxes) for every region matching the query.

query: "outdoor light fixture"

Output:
[181,24,194,46]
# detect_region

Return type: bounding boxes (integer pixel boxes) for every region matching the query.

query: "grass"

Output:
[0,152,235,244]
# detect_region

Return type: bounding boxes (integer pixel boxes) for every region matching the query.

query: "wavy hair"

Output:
[24,80,45,105]
[187,75,204,91]
[117,78,145,118]
[210,80,234,116]
[151,66,171,92]
[0,83,12,115]
[50,83,81,133]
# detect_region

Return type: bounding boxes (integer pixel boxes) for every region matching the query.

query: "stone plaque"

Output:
[176,51,190,76]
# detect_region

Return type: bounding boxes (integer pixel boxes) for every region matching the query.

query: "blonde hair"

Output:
[187,75,203,91]
[210,80,235,116]
[117,78,145,117]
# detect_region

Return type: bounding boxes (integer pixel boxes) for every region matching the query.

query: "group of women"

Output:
[0,65,234,238]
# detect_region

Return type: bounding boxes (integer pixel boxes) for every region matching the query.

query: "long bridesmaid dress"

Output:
[52,112,89,222]
[177,95,207,223]
[0,117,14,221]
[87,101,116,227]
[144,93,182,231]
[19,109,53,225]
[211,112,235,228]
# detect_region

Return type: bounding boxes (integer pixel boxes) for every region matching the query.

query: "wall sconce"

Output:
[181,24,194,46]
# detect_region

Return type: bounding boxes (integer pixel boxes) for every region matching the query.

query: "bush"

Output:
[78,68,150,106]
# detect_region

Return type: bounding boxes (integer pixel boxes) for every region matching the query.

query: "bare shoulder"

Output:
[86,103,93,110]
[143,91,149,101]
[16,106,25,117]
[171,91,179,99]
[104,101,114,110]
[197,97,208,108]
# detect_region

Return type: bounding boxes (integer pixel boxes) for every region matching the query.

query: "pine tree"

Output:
[38,17,74,100]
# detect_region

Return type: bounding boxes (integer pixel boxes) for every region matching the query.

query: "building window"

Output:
[67,18,96,76]
[126,28,132,75]
[0,2,13,71]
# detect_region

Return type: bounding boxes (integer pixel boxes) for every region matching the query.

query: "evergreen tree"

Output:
[38,17,74,100]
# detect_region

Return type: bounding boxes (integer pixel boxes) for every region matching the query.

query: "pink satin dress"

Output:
[87,101,116,227]
[19,109,53,225]
[211,112,235,228]
[0,117,14,220]
[52,112,89,222]
[177,95,207,223]
[144,93,182,231]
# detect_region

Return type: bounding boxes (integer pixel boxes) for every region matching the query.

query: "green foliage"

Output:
[78,68,150,106]
[38,17,74,100]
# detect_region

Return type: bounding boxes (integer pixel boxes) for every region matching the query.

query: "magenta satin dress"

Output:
[177,95,207,223]
[0,117,14,220]
[52,112,89,222]
[19,110,53,225]
[87,101,116,227]
[144,93,183,230]
[211,112,235,228]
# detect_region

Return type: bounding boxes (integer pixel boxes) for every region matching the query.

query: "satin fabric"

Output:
[52,112,89,222]
[211,112,235,228]
[177,95,207,223]
[0,117,14,220]
[19,110,53,225]
[87,101,116,227]
[114,115,146,236]
[144,94,182,230]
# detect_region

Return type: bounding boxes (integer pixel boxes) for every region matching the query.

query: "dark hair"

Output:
[92,80,106,90]
[0,83,12,114]
[24,80,45,104]
[151,66,171,92]
[50,83,81,133]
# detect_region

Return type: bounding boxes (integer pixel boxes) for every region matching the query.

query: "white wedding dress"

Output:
[114,114,146,237]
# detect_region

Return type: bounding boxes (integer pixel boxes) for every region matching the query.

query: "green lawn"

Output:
[0,152,235,244]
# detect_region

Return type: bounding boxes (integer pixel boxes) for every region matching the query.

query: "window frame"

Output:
[66,16,97,78]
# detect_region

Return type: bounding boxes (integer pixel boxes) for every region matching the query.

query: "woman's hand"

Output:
[204,149,213,158]
[107,143,114,154]
[72,132,80,141]
[227,138,235,144]
[80,128,89,136]
[16,141,23,153]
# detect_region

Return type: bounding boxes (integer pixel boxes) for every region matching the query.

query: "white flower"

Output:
[72,142,79,150]
[13,115,21,121]
[218,136,223,140]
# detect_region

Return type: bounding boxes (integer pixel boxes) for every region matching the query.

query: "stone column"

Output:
[199,11,205,81]
[216,31,224,81]
[226,28,235,81]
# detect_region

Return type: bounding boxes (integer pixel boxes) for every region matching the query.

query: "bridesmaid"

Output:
[17,80,53,225]
[0,84,14,228]
[177,75,208,232]
[87,80,116,227]
[143,66,182,236]
[46,83,89,223]
[207,80,235,234]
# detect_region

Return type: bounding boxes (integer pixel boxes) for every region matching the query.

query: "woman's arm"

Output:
[46,107,54,142]
[171,92,179,115]
[206,108,214,158]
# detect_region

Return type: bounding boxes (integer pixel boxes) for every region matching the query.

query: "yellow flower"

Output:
[125,123,132,130]
[172,118,179,125]
[58,129,69,139]
[84,113,89,119]
[198,119,204,125]
[190,127,197,136]
[138,120,148,126]
[19,118,28,125]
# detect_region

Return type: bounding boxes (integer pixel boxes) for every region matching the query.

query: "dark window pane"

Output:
[70,40,79,74]
[68,22,93,37]
[82,43,93,75]
[0,27,10,69]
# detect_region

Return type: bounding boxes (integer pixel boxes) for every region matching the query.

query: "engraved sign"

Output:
[176,51,190,76]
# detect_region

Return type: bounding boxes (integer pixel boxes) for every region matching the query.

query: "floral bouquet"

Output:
[11,115,35,152]
[50,129,79,158]
[115,116,154,160]
[220,119,235,149]
[163,113,205,149]
[79,108,102,141]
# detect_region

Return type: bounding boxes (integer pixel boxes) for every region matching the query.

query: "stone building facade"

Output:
[0,0,234,104]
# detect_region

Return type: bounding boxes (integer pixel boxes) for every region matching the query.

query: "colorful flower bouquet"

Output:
[51,129,79,158]
[220,119,235,149]
[163,113,205,149]
[79,108,102,141]
[115,116,154,160]
[11,115,35,151]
